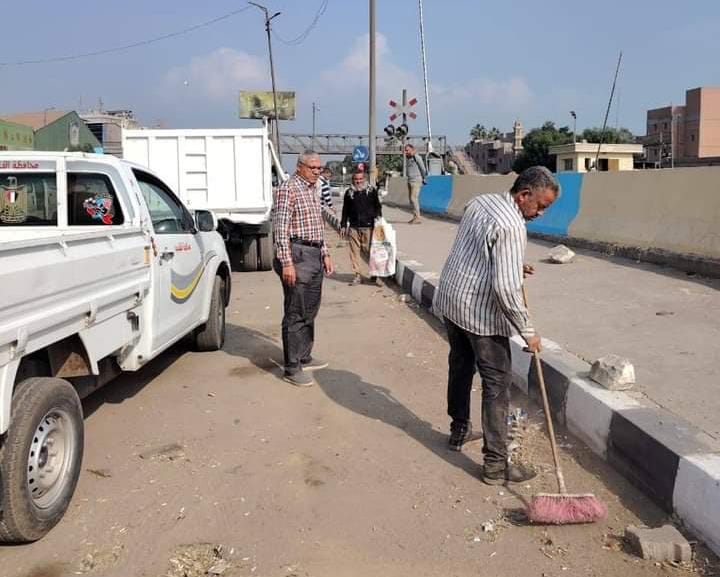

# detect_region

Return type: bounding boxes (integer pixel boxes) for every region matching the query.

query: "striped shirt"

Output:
[318,176,333,209]
[273,173,329,267]
[433,192,535,339]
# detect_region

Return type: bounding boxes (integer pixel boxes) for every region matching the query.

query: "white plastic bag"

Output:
[368,217,396,277]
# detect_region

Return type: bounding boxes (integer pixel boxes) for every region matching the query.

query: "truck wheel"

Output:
[194,276,226,352]
[258,233,273,272]
[0,377,83,543]
[241,235,258,272]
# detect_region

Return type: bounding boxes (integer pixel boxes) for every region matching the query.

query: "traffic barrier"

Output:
[387,167,720,273]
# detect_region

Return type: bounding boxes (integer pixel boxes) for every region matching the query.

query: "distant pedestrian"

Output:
[434,166,559,485]
[272,151,335,387]
[318,166,335,214]
[404,143,427,224]
[340,171,383,286]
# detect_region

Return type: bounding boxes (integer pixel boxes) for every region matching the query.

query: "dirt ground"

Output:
[3,230,718,577]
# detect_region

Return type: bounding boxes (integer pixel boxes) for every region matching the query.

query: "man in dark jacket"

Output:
[340,171,382,285]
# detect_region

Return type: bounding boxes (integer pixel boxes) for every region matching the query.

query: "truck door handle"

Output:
[160,251,175,261]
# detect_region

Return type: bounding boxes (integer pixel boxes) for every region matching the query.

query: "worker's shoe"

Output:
[369,276,383,287]
[408,216,422,225]
[449,420,481,452]
[301,357,329,371]
[283,370,314,388]
[482,462,537,485]
[350,274,362,286]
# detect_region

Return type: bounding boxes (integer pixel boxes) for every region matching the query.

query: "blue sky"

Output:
[2,0,719,144]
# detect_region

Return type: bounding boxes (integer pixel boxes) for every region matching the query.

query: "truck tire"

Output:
[0,377,84,543]
[241,235,258,272]
[258,233,273,272]
[194,276,226,352]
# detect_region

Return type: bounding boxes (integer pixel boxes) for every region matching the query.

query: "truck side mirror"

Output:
[195,210,217,232]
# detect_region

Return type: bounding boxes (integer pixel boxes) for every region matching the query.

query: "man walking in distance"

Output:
[404,143,427,224]
[273,151,335,387]
[340,171,383,286]
[318,166,335,215]
[433,166,559,484]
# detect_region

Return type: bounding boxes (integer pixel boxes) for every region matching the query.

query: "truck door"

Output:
[133,169,205,351]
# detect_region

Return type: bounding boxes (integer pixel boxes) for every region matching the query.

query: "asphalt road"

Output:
[2,231,717,577]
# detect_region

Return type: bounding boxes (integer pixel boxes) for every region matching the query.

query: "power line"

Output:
[271,0,329,46]
[0,7,252,67]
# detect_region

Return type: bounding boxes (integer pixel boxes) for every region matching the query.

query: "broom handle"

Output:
[522,285,568,495]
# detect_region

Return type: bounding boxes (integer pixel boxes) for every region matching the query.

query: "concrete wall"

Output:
[388,166,720,265]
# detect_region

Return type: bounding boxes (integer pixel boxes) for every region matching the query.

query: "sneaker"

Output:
[301,357,329,371]
[370,276,383,287]
[283,370,314,387]
[448,421,482,452]
[482,462,537,485]
[349,274,362,286]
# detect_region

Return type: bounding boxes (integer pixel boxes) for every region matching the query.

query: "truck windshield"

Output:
[0,173,57,226]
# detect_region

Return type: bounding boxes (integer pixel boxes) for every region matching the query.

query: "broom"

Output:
[522,286,607,525]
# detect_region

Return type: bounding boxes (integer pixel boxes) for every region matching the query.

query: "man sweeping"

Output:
[433,166,559,485]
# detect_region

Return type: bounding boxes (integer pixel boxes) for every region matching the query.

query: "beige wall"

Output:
[569,167,720,258]
[556,153,634,173]
[447,174,516,219]
[699,88,720,158]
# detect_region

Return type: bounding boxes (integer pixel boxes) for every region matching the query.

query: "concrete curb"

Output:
[325,210,720,557]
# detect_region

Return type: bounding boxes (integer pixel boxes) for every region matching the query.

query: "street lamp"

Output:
[570,110,577,144]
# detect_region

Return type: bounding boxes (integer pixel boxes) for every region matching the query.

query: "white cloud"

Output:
[311,33,533,140]
[163,48,267,102]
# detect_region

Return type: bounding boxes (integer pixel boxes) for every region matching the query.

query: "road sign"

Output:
[352,145,369,163]
[389,96,418,122]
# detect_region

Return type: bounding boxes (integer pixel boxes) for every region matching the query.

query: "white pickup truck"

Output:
[0,151,231,542]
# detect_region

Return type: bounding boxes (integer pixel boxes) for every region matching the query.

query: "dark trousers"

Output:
[445,318,511,471]
[274,243,324,374]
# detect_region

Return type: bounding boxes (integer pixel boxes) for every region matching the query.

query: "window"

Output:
[691,134,696,142]
[68,173,124,226]
[563,158,574,171]
[133,170,193,234]
[0,173,57,226]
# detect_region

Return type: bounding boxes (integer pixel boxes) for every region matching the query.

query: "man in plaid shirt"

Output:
[273,151,335,387]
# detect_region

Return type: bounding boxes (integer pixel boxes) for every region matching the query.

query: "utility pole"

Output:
[250,2,282,152]
[368,0,377,185]
[670,102,675,169]
[402,88,408,178]
[418,0,433,154]
[312,102,319,149]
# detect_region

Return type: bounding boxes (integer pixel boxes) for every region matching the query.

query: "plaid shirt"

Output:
[273,173,329,267]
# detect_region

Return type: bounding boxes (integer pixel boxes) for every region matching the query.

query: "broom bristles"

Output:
[527,493,607,525]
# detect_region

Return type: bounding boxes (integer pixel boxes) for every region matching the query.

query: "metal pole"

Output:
[369,0,377,185]
[418,0,433,154]
[670,102,675,169]
[312,102,317,149]
[250,2,281,153]
[570,111,577,144]
[402,88,408,178]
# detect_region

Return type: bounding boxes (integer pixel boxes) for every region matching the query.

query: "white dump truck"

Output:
[122,127,284,272]
[0,151,231,542]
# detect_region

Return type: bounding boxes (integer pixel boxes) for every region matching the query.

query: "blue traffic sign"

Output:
[352,145,369,163]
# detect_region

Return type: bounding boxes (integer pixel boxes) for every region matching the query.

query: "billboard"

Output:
[0,120,34,151]
[239,91,296,120]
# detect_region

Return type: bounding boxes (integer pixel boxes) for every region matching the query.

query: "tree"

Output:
[580,126,636,144]
[487,127,501,140]
[470,124,488,141]
[512,121,573,173]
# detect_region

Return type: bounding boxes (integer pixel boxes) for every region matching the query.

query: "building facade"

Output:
[645,87,720,167]
[465,120,524,174]
[550,142,644,173]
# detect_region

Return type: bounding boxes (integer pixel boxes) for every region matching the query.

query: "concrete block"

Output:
[547,244,576,264]
[590,354,635,390]
[625,525,692,562]
[673,453,720,556]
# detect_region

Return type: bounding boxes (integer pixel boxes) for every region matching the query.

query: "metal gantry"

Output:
[279,133,447,156]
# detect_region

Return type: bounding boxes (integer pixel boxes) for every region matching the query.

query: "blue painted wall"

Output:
[418,175,453,215]
[526,172,583,236]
